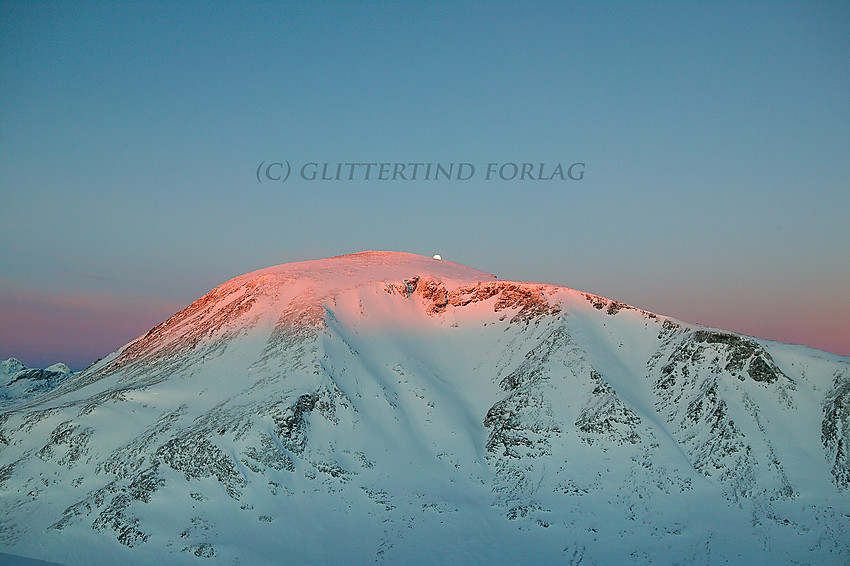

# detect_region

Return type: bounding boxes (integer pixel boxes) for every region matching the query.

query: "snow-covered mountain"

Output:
[1,251,848,565]
[1,359,74,404]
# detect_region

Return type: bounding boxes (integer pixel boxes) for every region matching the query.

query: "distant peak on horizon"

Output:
[1,358,74,376]
[0,357,27,375]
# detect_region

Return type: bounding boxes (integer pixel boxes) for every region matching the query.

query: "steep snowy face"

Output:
[0,251,848,566]
[68,251,498,387]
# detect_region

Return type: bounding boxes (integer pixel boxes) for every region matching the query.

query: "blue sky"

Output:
[1,1,848,368]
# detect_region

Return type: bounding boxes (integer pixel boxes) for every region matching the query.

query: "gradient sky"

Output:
[1,1,848,369]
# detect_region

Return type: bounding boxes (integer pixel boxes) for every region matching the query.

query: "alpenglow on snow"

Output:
[1,251,848,565]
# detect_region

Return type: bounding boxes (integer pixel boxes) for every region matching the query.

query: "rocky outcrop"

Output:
[823,370,850,490]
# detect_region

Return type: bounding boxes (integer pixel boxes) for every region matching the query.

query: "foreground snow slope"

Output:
[1,251,848,565]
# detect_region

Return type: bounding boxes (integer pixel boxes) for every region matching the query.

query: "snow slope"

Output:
[0,251,848,565]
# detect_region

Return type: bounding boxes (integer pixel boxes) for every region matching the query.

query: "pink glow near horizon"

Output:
[0,288,186,370]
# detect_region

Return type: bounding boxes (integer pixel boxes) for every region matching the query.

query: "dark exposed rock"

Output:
[91,493,148,547]
[8,369,63,386]
[823,371,850,490]
[1,365,74,403]
[606,301,626,315]
[449,281,560,323]
[127,465,166,503]
[182,542,217,558]
[418,278,449,315]
[662,330,787,387]
[0,459,19,489]
[499,328,571,391]
[484,392,553,458]
[242,434,295,473]
[37,421,93,468]
[582,293,630,315]
[270,393,318,455]
[156,436,245,498]
[576,371,642,445]
[96,405,185,479]
[394,275,420,297]
[584,294,607,310]
[652,330,798,502]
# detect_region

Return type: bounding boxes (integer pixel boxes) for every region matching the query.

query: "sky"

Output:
[1,1,848,369]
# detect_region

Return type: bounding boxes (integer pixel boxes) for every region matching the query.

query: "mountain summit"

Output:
[1,251,848,565]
